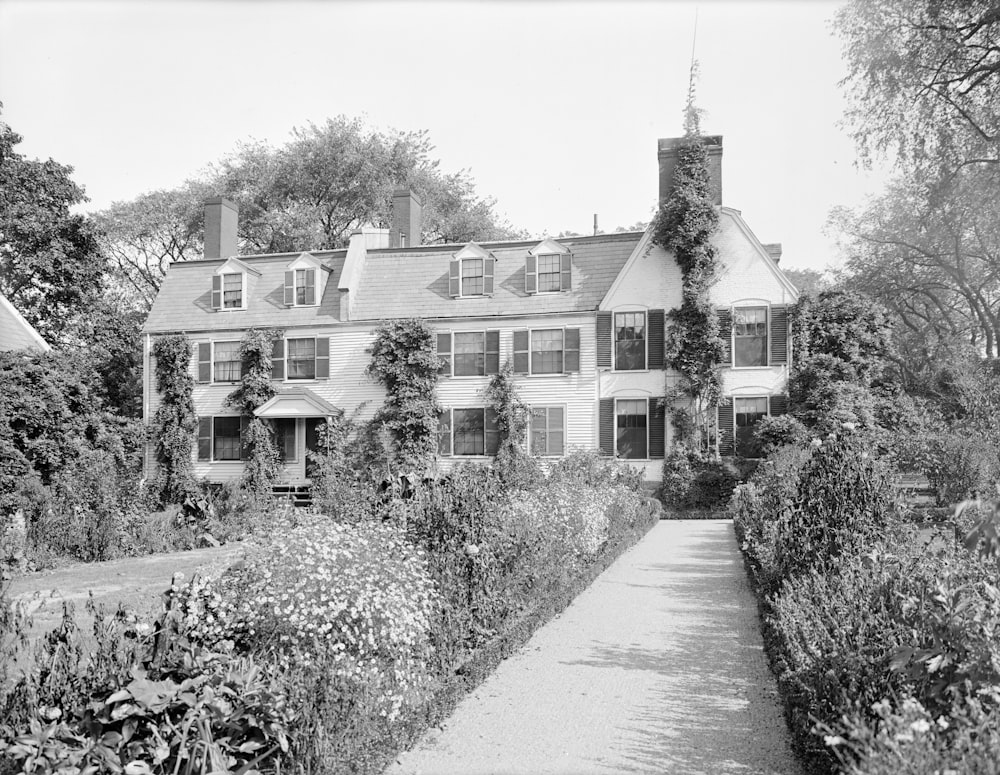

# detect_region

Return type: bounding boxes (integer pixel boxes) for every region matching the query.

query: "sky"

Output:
[0,0,891,273]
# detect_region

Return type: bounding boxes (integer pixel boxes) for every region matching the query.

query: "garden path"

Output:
[387,519,801,775]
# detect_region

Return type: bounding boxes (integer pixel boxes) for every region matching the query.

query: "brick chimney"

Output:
[763,243,783,264]
[391,189,422,248]
[658,135,723,206]
[204,197,239,260]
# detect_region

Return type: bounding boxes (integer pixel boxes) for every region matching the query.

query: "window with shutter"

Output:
[197,417,212,461]
[454,332,486,376]
[448,260,461,297]
[525,254,538,294]
[212,341,242,382]
[197,343,212,383]
[530,406,565,456]
[213,416,243,461]
[283,271,295,306]
[560,254,572,291]
[530,329,564,374]
[513,330,529,374]
[734,307,768,367]
[436,332,452,376]
[222,273,243,309]
[271,339,285,380]
[295,268,317,306]
[717,401,735,456]
[735,397,768,457]
[615,312,646,370]
[461,258,484,296]
[536,254,561,292]
[770,305,789,365]
[615,399,648,459]
[718,309,733,365]
[564,328,580,373]
[211,276,222,310]
[647,310,666,370]
[596,312,613,369]
[648,397,666,459]
[485,330,500,375]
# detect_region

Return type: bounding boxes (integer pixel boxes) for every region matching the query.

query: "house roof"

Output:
[142,232,643,334]
[254,387,340,418]
[0,292,50,352]
[143,251,347,334]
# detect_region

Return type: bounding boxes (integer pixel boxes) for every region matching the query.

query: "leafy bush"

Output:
[659,444,738,511]
[921,432,1000,504]
[547,448,643,491]
[753,414,808,456]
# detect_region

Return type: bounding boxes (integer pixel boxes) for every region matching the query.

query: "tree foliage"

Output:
[836,0,1000,173]
[0,109,105,344]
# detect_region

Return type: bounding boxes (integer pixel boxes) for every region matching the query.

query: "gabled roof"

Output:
[255,387,339,418]
[143,232,643,333]
[0,292,50,352]
[143,251,347,334]
[350,232,642,322]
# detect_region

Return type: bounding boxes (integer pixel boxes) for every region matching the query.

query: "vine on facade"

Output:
[484,361,535,485]
[366,319,442,474]
[651,64,724,449]
[151,334,198,505]
[226,327,282,496]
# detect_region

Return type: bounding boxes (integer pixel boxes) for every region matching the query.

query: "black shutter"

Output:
[718,401,735,456]
[315,337,330,379]
[271,339,285,380]
[484,257,495,296]
[525,254,537,294]
[485,330,501,375]
[438,410,452,456]
[560,253,572,291]
[770,394,788,416]
[211,275,222,310]
[649,397,666,459]
[648,309,665,370]
[596,312,612,369]
[513,330,530,374]
[485,407,499,456]
[437,332,452,376]
[197,417,212,461]
[197,343,212,383]
[284,271,295,306]
[770,305,788,365]
[599,398,615,456]
[564,328,580,373]
[304,269,316,305]
[718,309,733,366]
[449,259,461,297]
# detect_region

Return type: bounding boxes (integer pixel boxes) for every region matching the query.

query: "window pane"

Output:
[295,269,308,305]
[214,417,242,461]
[453,332,485,376]
[616,399,647,459]
[454,408,485,455]
[287,338,316,380]
[529,406,565,456]
[461,259,484,296]
[531,329,564,374]
[615,312,646,370]
[213,341,242,382]
[734,307,768,366]
[735,397,768,457]
[222,273,242,308]
[537,254,561,292]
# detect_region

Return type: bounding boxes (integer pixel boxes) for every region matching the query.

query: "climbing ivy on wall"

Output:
[366,318,442,473]
[650,67,724,447]
[226,327,282,495]
[151,334,197,505]
[484,361,535,485]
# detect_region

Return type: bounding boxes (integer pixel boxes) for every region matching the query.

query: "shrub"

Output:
[772,426,895,581]
[922,431,1000,504]
[659,444,739,511]
[547,448,643,491]
[753,414,808,456]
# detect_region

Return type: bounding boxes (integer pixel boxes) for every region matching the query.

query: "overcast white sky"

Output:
[0,0,889,273]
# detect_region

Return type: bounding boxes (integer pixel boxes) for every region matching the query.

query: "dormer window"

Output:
[211,257,257,312]
[222,273,243,308]
[526,239,571,294]
[283,253,323,307]
[449,243,496,298]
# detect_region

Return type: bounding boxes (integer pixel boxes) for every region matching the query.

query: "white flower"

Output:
[910,719,931,735]
[823,735,845,747]
[465,543,480,557]
[842,421,857,431]
[810,438,823,448]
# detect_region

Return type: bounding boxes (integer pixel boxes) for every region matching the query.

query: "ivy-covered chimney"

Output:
[657,135,723,206]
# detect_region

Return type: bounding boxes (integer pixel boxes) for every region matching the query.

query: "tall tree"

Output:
[0,109,105,343]
[836,0,1000,174]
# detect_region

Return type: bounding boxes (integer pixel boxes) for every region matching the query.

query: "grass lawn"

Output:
[7,545,244,644]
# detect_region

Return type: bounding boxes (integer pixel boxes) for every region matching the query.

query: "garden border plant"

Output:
[150,334,198,506]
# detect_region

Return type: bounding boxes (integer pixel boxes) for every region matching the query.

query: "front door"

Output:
[273,418,304,482]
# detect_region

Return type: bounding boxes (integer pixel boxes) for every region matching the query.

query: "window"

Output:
[615,312,646,370]
[735,397,768,457]
[734,307,768,367]
[287,338,316,380]
[222,273,243,309]
[513,328,580,375]
[616,399,647,459]
[212,341,242,382]
[295,269,316,306]
[531,329,564,374]
[439,408,499,456]
[213,417,243,461]
[530,407,564,456]
[461,258,484,296]
[273,418,297,462]
[454,332,486,376]
[537,254,561,292]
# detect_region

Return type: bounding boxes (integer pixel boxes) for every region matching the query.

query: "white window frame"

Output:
[613,310,648,372]
[733,395,770,458]
[535,253,562,294]
[529,328,566,375]
[731,305,770,369]
[293,268,318,307]
[285,336,318,381]
[220,271,246,311]
[212,340,242,384]
[452,330,488,378]
[614,397,649,461]
[459,257,486,297]
[212,416,244,462]
[528,405,566,457]
[441,406,499,458]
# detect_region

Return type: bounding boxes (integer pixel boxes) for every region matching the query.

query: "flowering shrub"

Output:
[178,515,438,719]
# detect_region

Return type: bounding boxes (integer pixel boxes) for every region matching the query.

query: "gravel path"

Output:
[387,520,801,775]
